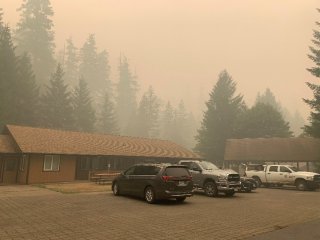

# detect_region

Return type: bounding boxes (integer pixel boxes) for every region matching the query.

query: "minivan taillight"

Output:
[162,176,172,182]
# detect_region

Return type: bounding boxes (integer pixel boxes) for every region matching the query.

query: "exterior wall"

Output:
[1,155,19,184]
[27,154,76,184]
[17,155,28,184]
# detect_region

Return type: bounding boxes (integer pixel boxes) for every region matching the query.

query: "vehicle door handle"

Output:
[267,173,271,174]
[279,173,283,175]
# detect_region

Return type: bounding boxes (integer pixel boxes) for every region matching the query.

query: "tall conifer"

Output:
[40,64,74,130]
[115,55,138,134]
[72,77,96,132]
[195,70,246,166]
[15,0,55,85]
[304,9,320,137]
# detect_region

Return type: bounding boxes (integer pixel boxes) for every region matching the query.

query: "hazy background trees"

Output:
[1,0,318,162]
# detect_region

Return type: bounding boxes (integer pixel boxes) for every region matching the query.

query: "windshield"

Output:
[199,161,219,170]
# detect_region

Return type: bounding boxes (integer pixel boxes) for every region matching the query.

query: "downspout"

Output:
[15,154,20,184]
[26,155,31,185]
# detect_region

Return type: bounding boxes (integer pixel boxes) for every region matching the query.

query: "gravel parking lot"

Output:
[0,185,320,240]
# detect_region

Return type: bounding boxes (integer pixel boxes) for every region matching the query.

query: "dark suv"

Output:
[112,163,193,204]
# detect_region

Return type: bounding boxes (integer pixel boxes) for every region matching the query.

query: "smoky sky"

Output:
[1,0,319,120]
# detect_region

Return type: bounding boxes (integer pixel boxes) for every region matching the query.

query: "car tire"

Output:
[176,197,186,203]
[204,181,218,197]
[112,182,120,196]
[144,186,156,204]
[296,180,307,191]
[252,177,262,188]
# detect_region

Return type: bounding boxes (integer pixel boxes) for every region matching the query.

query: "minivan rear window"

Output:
[164,167,190,177]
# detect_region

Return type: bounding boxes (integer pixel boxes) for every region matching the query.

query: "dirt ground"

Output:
[33,181,112,193]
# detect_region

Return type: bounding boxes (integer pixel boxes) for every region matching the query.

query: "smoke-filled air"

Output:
[1,0,320,162]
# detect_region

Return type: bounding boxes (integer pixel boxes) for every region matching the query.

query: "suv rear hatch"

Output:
[162,166,193,191]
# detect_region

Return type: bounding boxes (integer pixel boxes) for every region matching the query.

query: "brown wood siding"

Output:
[27,154,76,184]
[2,155,19,184]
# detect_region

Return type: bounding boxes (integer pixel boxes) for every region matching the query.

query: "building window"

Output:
[5,159,17,171]
[20,155,27,171]
[43,155,60,171]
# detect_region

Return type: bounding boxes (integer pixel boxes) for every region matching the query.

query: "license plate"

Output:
[178,181,187,186]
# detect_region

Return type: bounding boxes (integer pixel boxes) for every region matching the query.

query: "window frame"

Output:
[43,155,61,172]
[268,166,278,172]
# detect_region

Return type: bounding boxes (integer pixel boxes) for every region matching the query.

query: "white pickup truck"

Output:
[245,164,320,191]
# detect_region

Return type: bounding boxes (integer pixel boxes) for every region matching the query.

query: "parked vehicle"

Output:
[178,160,241,197]
[112,163,193,204]
[245,164,320,191]
[239,177,257,193]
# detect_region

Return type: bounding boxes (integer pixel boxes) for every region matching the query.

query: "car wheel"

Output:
[225,191,235,197]
[296,180,307,191]
[144,186,156,204]
[112,182,120,196]
[176,197,186,203]
[204,181,218,197]
[252,177,262,188]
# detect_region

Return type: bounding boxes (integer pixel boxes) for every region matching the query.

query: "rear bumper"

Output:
[157,190,193,199]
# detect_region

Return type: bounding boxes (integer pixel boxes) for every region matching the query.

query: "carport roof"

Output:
[224,137,320,162]
[4,125,201,159]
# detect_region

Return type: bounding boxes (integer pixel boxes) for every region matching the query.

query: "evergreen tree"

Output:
[0,26,40,129]
[15,0,55,85]
[304,9,320,137]
[14,53,40,126]
[72,77,96,132]
[96,50,111,93]
[236,102,292,138]
[134,86,160,138]
[115,55,138,134]
[255,88,282,112]
[160,101,175,140]
[289,111,305,136]
[40,64,74,130]
[98,91,119,135]
[65,37,79,86]
[0,25,19,129]
[304,83,320,137]
[195,70,246,166]
[171,100,188,146]
[79,34,97,90]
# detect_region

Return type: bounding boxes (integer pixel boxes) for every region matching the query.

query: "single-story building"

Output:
[0,125,201,185]
[224,137,320,172]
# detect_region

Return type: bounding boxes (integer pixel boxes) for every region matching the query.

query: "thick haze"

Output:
[1,0,319,119]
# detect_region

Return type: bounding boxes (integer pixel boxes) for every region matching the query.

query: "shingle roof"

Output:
[0,135,18,154]
[5,125,200,159]
[224,137,320,162]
